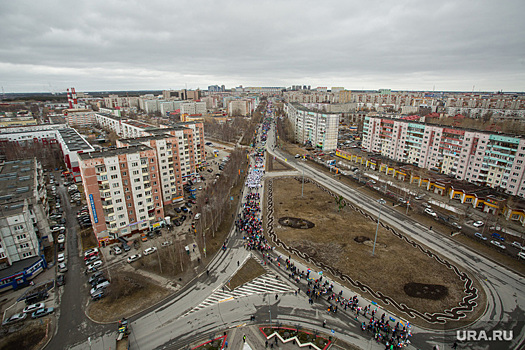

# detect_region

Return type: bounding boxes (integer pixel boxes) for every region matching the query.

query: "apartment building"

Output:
[228,99,251,116]
[0,159,49,290]
[78,145,165,243]
[63,109,96,127]
[117,131,191,204]
[362,116,525,197]
[284,102,340,151]
[180,101,207,115]
[103,95,139,109]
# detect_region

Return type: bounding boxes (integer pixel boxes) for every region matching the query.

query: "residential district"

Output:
[0,86,524,350]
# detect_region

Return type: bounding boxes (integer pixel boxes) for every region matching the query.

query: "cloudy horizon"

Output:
[1,0,524,93]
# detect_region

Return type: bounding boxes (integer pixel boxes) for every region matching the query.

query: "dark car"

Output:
[173,220,181,226]
[88,271,104,284]
[57,274,65,286]
[186,203,192,208]
[121,243,131,252]
[58,242,65,252]
[174,207,181,213]
[25,291,49,305]
[181,207,189,213]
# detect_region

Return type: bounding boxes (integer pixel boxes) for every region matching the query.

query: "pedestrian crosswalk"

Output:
[185,274,293,316]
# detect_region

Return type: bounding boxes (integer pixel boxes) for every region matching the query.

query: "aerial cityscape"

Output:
[0,1,524,350]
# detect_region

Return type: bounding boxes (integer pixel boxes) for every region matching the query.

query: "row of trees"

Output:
[0,142,64,170]
[194,147,249,249]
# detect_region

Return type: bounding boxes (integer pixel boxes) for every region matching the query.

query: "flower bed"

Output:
[191,335,226,350]
[260,326,331,350]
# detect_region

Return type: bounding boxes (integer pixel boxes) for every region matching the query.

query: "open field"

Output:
[266,176,486,328]
[87,271,170,322]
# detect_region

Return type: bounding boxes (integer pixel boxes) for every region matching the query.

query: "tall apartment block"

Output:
[117,124,203,204]
[0,159,48,290]
[362,116,525,197]
[284,102,340,151]
[78,145,165,243]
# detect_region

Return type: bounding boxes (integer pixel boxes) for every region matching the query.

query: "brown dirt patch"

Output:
[269,177,483,327]
[278,217,315,229]
[229,258,266,290]
[404,282,449,300]
[87,271,170,322]
[0,321,48,350]
[80,227,98,251]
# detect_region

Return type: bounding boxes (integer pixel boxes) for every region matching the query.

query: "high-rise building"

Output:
[284,102,340,151]
[78,145,165,243]
[362,116,525,197]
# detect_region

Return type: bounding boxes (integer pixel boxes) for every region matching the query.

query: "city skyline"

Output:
[1,0,524,93]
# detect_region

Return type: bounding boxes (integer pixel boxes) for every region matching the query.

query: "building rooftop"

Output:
[123,120,156,129]
[0,256,42,280]
[0,159,36,214]
[57,128,94,152]
[78,144,153,160]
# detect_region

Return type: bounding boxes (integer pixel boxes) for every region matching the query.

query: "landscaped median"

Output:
[264,176,486,329]
[260,326,332,350]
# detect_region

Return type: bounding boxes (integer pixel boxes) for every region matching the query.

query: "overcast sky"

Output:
[1,0,524,93]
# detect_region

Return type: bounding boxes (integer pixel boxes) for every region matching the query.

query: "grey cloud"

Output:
[0,0,524,92]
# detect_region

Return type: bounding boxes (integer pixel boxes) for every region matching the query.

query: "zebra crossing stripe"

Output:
[184,274,294,315]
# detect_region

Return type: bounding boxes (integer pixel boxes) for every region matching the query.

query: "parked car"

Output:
[88,271,104,284]
[87,260,103,272]
[84,247,99,256]
[2,313,27,325]
[511,241,524,250]
[518,251,525,260]
[127,254,142,263]
[91,290,106,301]
[58,243,65,252]
[57,274,66,286]
[490,240,506,249]
[491,232,505,241]
[161,241,173,247]
[473,221,484,228]
[194,213,201,220]
[424,208,437,217]
[25,291,48,305]
[85,256,99,265]
[57,253,65,263]
[57,234,65,244]
[174,207,181,213]
[112,246,122,255]
[23,303,45,314]
[31,307,54,319]
[90,281,110,295]
[474,232,488,241]
[143,247,157,256]
[58,262,68,273]
[181,207,189,213]
[121,243,131,252]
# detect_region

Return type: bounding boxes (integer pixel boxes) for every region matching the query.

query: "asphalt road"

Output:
[46,179,109,349]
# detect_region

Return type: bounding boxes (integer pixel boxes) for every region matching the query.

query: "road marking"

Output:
[184,274,294,316]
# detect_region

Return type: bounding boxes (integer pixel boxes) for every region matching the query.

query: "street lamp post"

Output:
[372,199,386,256]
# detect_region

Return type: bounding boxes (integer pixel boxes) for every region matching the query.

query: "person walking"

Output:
[243,334,246,342]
